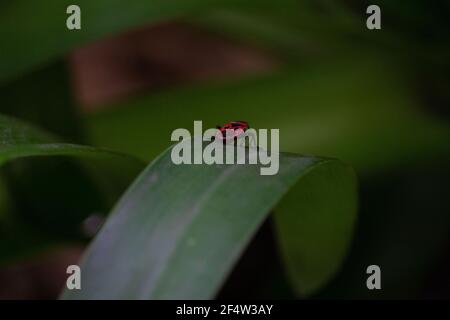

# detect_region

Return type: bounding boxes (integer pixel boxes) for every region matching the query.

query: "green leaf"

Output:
[0,114,144,262]
[0,0,246,85]
[61,141,357,299]
[0,113,141,169]
[273,159,357,295]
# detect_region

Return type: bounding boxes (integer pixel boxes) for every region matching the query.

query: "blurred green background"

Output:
[0,0,449,299]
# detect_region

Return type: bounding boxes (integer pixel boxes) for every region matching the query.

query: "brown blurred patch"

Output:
[69,22,276,110]
[0,246,84,299]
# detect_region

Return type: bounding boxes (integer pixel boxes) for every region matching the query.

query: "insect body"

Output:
[215,121,249,144]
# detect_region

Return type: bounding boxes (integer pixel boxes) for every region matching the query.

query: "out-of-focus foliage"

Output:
[0,0,449,299]
[85,57,450,174]
[0,0,254,84]
[0,114,143,262]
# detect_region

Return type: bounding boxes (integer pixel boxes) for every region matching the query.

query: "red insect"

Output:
[214,121,249,144]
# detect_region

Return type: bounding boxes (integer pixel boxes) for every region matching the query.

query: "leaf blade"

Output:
[61,142,357,299]
[0,113,144,263]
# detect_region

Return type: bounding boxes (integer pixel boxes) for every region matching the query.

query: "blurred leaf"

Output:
[0,114,144,262]
[0,61,84,141]
[0,113,141,169]
[192,1,450,70]
[316,159,450,299]
[192,1,364,60]
[61,141,357,299]
[85,57,450,175]
[0,0,251,85]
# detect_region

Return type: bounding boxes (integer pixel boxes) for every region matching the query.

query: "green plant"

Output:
[1,0,449,299]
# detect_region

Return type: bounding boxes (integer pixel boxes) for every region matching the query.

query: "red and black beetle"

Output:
[214,121,249,144]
